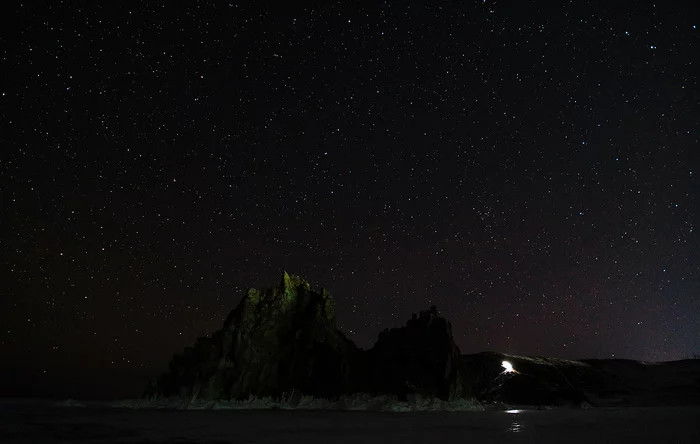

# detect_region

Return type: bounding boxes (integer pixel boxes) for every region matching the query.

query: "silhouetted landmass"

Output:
[463,352,700,407]
[148,273,700,408]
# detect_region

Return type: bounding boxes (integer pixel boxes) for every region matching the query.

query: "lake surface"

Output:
[1,401,699,443]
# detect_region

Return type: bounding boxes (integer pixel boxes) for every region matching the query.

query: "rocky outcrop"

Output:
[368,306,465,400]
[147,273,469,402]
[147,272,364,400]
[147,273,700,407]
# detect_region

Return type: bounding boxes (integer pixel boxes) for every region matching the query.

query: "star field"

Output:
[1,1,699,399]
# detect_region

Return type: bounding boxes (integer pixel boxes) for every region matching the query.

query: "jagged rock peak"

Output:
[280,270,310,292]
[279,271,333,302]
[148,272,357,400]
[369,305,464,400]
[223,272,336,331]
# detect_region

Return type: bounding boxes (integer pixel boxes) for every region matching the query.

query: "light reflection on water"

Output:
[505,409,523,433]
[508,420,523,433]
[2,404,700,443]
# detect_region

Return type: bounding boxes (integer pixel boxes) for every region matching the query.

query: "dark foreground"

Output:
[1,402,700,443]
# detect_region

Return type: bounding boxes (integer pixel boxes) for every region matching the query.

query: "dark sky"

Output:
[2,1,699,399]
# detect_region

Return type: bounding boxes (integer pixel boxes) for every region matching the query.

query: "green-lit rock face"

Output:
[147,275,700,407]
[245,288,261,305]
[147,273,472,403]
[149,272,363,401]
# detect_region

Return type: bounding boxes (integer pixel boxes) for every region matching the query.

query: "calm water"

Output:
[1,401,699,443]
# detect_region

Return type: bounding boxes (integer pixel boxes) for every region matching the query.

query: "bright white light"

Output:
[502,360,515,373]
[505,409,522,414]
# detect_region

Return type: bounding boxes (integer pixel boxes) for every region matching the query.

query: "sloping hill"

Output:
[462,351,700,407]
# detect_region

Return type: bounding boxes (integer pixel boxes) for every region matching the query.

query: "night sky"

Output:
[2,1,699,399]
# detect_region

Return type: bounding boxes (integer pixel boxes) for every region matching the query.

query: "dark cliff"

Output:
[147,273,466,402]
[147,272,364,400]
[368,306,465,400]
[148,273,700,408]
